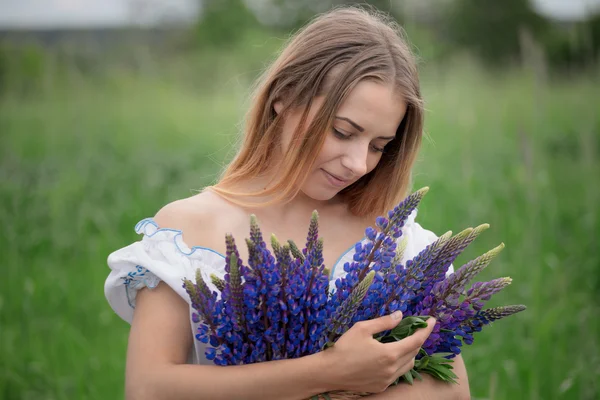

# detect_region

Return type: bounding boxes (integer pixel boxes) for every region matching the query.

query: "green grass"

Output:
[1,57,598,399]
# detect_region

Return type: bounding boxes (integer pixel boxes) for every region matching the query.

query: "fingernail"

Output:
[392,311,402,320]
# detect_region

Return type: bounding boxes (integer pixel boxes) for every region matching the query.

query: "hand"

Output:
[323,311,436,394]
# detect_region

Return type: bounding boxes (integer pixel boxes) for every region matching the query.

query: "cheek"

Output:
[313,135,339,162]
[366,153,383,174]
[279,120,296,151]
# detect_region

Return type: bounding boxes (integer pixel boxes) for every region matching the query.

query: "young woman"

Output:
[105,6,470,400]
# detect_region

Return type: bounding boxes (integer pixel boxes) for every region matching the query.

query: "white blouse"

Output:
[104,208,454,365]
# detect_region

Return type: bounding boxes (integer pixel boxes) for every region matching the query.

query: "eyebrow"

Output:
[335,116,396,140]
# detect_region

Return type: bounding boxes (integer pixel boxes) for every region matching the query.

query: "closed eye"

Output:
[332,128,350,139]
[332,128,386,153]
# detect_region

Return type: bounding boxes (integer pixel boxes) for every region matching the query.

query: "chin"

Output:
[300,186,338,202]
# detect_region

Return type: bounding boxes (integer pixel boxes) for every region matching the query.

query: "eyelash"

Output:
[332,129,385,153]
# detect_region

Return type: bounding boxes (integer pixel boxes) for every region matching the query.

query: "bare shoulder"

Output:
[152,189,246,250]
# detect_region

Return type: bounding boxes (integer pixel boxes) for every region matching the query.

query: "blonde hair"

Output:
[206,6,424,220]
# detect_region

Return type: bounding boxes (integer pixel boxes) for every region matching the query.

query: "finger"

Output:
[393,350,418,371]
[394,356,417,377]
[362,311,403,335]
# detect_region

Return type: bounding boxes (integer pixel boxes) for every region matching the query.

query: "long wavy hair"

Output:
[205,6,424,220]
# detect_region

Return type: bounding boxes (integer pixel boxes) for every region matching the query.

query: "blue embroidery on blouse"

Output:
[122,265,146,285]
[135,218,227,259]
[122,265,161,309]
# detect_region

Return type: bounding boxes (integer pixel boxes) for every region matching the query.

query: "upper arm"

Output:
[125,199,209,397]
[125,282,193,397]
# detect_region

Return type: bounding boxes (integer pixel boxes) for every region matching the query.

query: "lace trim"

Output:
[122,265,162,308]
[135,218,226,259]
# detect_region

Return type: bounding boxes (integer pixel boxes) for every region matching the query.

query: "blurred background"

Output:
[1,0,599,399]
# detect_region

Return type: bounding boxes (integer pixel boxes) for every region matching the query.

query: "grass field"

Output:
[1,52,599,399]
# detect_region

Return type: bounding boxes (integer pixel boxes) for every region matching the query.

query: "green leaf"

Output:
[403,370,414,385]
[411,369,423,381]
[390,316,429,338]
[414,354,459,385]
[420,363,459,384]
[378,335,397,343]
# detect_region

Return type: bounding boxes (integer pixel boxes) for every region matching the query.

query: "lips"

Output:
[326,171,348,182]
[322,169,350,185]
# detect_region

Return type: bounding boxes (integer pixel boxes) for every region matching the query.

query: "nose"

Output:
[340,141,369,178]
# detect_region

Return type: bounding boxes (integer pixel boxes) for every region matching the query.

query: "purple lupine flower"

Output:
[325,242,372,332]
[238,238,265,363]
[352,234,397,324]
[472,305,526,326]
[392,232,450,315]
[208,234,252,365]
[182,185,525,381]
[300,224,331,355]
[427,228,477,280]
[223,235,246,332]
[326,270,376,347]
[181,270,231,362]
[430,243,505,307]
[271,235,293,358]
[417,274,516,356]
[407,228,470,310]
[454,305,527,347]
[352,188,431,322]
[242,215,285,362]
[299,213,322,354]
[210,274,226,292]
[283,255,308,358]
[226,215,279,363]
[358,231,450,345]
[464,277,512,311]
[277,212,332,358]
[386,187,430,234]
[356,187,428,281]
[322,188,429,346]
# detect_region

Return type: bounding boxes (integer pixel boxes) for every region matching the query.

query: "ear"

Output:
[273,100,283,115]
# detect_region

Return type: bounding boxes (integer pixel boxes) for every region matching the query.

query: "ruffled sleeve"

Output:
[104,218,227,326]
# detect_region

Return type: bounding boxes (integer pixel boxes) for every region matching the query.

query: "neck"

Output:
[227,168,346,222]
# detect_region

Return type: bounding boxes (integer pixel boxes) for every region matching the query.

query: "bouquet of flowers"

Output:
[182,187,526,399]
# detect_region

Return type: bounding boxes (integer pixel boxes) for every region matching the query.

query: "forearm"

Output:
[365,354,470,400]
[130,351,335,400]
[364,374,469,400]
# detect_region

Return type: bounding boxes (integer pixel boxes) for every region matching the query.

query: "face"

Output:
[275,80,407,202]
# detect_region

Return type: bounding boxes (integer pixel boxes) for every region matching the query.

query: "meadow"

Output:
[1,41,599,399]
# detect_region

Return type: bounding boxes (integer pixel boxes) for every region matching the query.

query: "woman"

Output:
[105,6,470,400]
